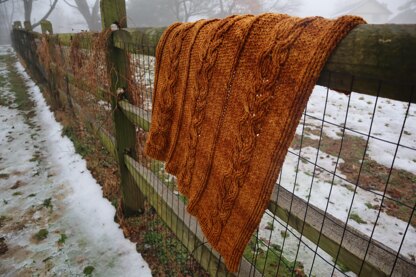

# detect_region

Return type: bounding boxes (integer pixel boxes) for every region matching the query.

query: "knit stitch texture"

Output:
[145,13,365,272]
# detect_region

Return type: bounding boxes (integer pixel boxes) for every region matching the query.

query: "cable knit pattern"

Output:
[145,14,366,272]
[144,23,196,159]
[209,16,317,245]
[178,15,245,196]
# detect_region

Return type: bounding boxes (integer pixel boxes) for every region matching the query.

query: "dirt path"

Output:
[0,46,151,276]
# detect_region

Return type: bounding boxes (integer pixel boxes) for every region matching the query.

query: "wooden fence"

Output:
[10,0,416,276]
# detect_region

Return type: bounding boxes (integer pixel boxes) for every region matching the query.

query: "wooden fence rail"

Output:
[18,22,416,103]
[10,3,416,276]
[111,24,416,103]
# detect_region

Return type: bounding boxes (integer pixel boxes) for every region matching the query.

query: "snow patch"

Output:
[304,86,416,173]
[0,47,151,277]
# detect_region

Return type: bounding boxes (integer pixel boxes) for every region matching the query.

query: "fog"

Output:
[297,0,408,17]
[0,1,414,46]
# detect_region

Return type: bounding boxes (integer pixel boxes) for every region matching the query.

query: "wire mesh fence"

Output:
[11,22,416,277]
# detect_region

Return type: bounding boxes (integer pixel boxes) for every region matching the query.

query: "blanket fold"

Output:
[145,13,365,272]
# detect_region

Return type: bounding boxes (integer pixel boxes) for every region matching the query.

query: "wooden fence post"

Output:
[23,21,32,31]
[12,21,22,29]
[11,22,20,51]
[100,0,145,215]
[40,20,53,35]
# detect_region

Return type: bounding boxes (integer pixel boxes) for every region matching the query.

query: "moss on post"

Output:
[100,0,127,29]
[40,20,53,35]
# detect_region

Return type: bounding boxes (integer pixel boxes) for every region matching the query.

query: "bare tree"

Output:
[209,0,301,18]
[0,0,15,43]
[127,0,302,27]
[127,0,175,27]
[213,0,251,17]
[63,0,100,31]
[169,0,212,22]
[127,0,211,26]
[23,0,58,28]
[399,0,416,11]
[268,0,301,13]
[0,0,15,28]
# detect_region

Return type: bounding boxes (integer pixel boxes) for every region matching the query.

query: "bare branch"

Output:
[63,0,79,9]
[32,0,58,28]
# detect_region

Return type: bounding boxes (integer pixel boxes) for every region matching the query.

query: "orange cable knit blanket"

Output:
[145,14,365,272]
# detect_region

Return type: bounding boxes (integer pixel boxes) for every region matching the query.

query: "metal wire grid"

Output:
[12,30,117,155]
[279,80,414,276]
[45,35,115,137]
[125,37,415,277]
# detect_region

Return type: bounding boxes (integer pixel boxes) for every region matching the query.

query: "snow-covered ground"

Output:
[0,46,151,276]
[257,86,416,274]
[258,212,356,277]
[302,86,415,173]
[131,54,155,111]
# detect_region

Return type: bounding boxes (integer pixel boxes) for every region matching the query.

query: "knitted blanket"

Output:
[145,14,365,272]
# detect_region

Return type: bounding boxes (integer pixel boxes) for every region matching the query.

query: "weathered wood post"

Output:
[23,21,32,31]
[40,20,53,35]
[100,0,145,215]
[12,21,22,29]
[11,22,22,52]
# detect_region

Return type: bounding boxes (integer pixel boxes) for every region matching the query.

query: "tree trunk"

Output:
[66,0,101,31]
[23,0,32,22]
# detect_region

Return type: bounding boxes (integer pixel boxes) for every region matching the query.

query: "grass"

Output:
[345,184,356,192]
[243,236,306,277]
[34,228,49,241]
[83,266,95,276]
[57,233,68,245]
[0,173,9,179]
[265,221,274,231]
[61,126,91,157]
[0,215,12,227]
[333,258,350,273]
[42,198,53,210]
[280,230,290,239]
[349,212,367,224]
[0,56,10,104]
[2,55,36,126]
[364,202,377,209]
[139,219,190,274]
[271,243,282,252]
[29,153,41,163]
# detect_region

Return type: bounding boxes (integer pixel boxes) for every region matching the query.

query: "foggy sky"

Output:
[296,0,408,17]
[7,0,413,33]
